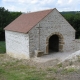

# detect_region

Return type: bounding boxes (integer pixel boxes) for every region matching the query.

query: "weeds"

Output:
[77,55,80,62]
[57,63,62,68]
[62,67,76,74]
[47,67,58,73]
[69,60,73,66]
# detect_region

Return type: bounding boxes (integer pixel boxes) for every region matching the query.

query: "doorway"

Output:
[49,35,59,52]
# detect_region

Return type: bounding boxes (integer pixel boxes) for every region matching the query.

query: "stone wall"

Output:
[74,39,80,51]
[29,8,76,56]
[5,30,30,59]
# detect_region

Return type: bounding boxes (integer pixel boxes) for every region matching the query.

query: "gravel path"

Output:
[32,51,75,63]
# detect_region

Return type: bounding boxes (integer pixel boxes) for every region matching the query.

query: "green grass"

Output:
[47,67,58,73]
[61,68,76,74]
[0,41,6,53]
[0,61,46,80]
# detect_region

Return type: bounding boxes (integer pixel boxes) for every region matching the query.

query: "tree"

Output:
[62,12,80,38]
[0,7,10,40]
[0,7,22,41]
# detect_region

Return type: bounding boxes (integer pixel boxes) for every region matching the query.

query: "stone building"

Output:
[4,8,80,59]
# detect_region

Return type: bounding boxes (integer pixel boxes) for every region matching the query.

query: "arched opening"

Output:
[46,32,64,54]
[49,35,59,52]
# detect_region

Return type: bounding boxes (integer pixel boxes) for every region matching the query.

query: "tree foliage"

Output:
[0,7,22,41]
[61,12,80,38]
[0,7,9,40]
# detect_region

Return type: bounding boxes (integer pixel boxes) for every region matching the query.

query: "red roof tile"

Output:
[4,9,54,33]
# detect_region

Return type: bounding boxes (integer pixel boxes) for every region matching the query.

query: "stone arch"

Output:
[46,32,64,54]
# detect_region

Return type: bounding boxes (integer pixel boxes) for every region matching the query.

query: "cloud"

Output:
[3,0,40,4]
[2,0,80,12]
[56,0,80,11]
[3,0,16,3]
[68,0,73,4]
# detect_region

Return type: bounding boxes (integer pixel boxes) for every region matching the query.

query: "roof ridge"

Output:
[25,8,54,14]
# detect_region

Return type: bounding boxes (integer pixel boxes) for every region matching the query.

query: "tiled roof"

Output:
[4,9,54,33]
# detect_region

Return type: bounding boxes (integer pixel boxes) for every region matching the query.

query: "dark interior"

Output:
[49,35,59,53]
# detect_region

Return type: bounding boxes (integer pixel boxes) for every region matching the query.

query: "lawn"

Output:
[0,54,80,80]
[0,55,48,80]
[0,41,6,53]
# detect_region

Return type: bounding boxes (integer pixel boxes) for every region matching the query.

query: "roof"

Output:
[4,9,54,33]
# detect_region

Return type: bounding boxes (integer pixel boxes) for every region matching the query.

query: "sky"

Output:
[0,0,80,12]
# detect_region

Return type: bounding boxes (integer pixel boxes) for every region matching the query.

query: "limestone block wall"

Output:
[5,30,29,59]
[29,24,40,57]
[29,9,76,56]
[74,39,80,51]
[39,9,75,53]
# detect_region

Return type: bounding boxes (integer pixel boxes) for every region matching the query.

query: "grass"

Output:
[47,67,58,73]
[0,61,46,80]
[0,41,6,53]
[61,68,76,75]
[69,60,73,66]
[57,63,63,68]
[77,55,80,62]
[0,54,80,80]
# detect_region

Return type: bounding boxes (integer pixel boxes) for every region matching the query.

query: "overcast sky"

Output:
[0,0,80,12]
